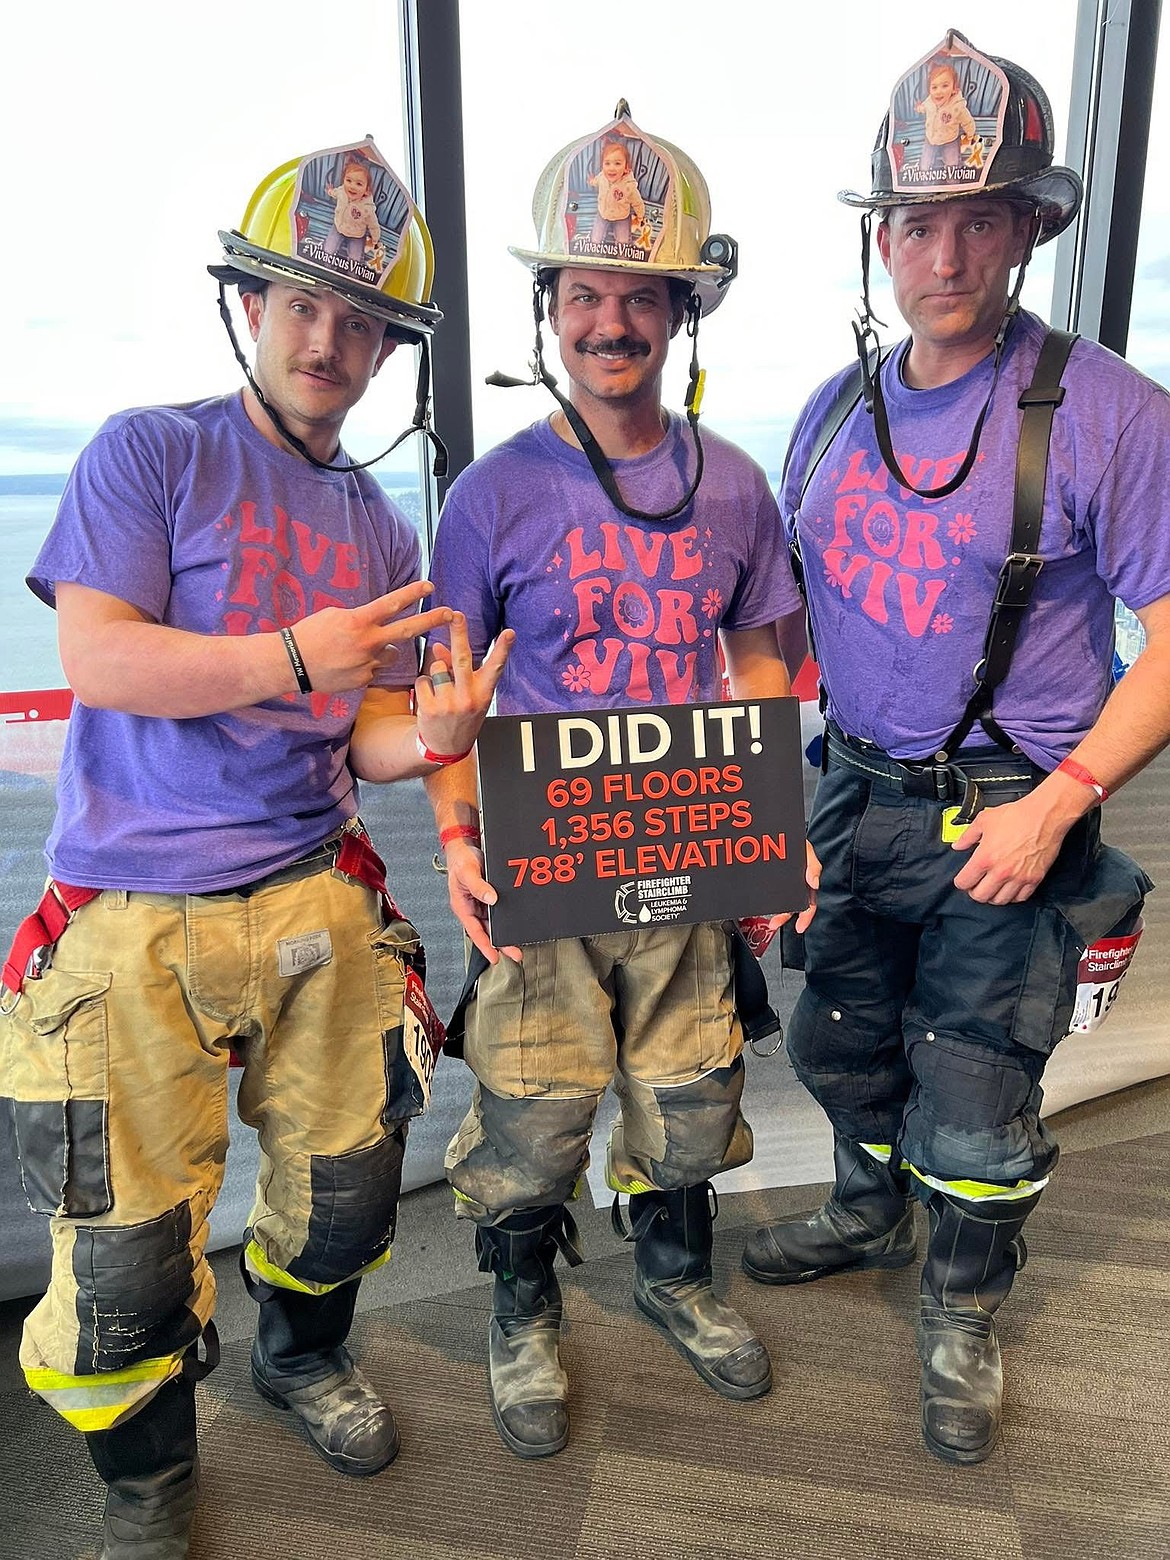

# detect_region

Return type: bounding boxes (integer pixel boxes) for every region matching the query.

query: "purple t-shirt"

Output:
[430,414,800,715]
[783,310,1170,766]
[30,392,421,892]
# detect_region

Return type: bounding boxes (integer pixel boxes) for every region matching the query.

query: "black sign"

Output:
[476,697,807,946]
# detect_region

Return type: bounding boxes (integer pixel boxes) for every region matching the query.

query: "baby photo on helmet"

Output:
[561,121,671,265]
[290,137,412,289]
[887,30,1010,196]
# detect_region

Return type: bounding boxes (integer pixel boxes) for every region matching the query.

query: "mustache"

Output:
[575,337,650,358]
[293,358,344,383]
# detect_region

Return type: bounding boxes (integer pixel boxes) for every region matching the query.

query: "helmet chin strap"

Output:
[487,278,706,523]
[851,208,1039,502]
[850,210,888,413]
[215,283,448,478]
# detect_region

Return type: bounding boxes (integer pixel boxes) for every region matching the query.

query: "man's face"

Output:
[243,282,395,449]
[549,267,680,409]
[877,200,1032,358]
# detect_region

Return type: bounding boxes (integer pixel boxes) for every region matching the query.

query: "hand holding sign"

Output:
[741,838,820,953]
[441,836,524,967]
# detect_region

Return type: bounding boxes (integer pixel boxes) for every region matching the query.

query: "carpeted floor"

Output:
[2,1111,1166,1560]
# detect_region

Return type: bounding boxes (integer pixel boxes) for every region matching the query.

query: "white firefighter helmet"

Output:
[509,100,737,315]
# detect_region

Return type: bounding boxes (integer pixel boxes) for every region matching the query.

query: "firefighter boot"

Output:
[630,1183,772,1400]
[85,1373,199,1560]
[476,1205,581,1459]
[918,1189,1041,1465]
[742,1136,917,1285]
[246,1267,400,1475]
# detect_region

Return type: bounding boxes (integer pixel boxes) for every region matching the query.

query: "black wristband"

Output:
[280,627,313,694]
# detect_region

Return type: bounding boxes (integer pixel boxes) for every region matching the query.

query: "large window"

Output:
[459,3,1078,482]
[1125,12,1170,384]
[0,3,1088,699]
[1,1,415,696]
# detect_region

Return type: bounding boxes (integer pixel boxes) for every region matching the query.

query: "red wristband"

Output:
[1056,757,1108,802]
[415,732,472,767]
[439,824,482,850]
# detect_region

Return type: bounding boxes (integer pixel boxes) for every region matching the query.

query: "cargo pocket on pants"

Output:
[2,967,113,1216]
[1013,844,1151,1057]
[369,916,430,1122]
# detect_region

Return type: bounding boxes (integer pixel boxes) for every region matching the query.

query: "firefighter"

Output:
[743,32,1169,1465]
[424,101,815,1459]
[0,138,509,1555]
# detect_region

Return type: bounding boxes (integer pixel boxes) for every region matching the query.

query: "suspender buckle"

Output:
[994,552,1045,608]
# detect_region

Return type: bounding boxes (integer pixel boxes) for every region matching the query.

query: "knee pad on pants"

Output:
[447,1087,598,1217]
[283,1126,407,1287]
[611,1057,751,1191]
[28,1200,206,1380]
[901,1029,1056,1187]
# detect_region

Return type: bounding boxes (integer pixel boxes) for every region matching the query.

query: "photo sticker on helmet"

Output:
[887,32,1010,197]
[559,123,672,265]
[289,138,413,291]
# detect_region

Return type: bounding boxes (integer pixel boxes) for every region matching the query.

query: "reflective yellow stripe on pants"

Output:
[23,1349,189,1432]
[242,1237,392,1295]
[909,1167,1049,1203]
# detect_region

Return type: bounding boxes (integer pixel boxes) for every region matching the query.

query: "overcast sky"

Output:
[1,0,1166,478]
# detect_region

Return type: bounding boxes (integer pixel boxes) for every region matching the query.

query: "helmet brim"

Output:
[210,234,442,338]
[837,165,1082,243]
[508,245,732,315]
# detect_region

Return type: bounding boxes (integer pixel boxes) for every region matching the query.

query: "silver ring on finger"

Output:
[431,669,454,686]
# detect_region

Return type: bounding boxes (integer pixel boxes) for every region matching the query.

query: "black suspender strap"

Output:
[940,327,1078,771]
[798,363,870,505]
[788,354,890,688]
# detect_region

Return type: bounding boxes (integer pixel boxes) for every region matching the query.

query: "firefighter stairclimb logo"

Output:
[614,876,694,925]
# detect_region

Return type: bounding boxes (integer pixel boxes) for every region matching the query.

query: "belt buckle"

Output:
[928,764,955,802]
[898,759,948,800]
[901,760,955,802]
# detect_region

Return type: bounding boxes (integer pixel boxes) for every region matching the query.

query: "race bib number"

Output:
[1067,927,1143,1034]
[402,965,445,1103]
